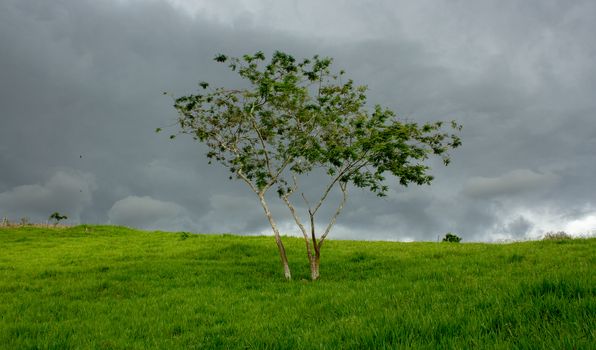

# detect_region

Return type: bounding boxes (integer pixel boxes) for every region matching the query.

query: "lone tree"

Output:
[49,212,67,226]
[168,51,461,280]
[442,232,462,243]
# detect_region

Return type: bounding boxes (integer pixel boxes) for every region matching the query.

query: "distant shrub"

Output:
[543,231,572,241]
[179,232,190,240]
[20,217,31,226]
[49,212,68,226]
[442,232,462,243]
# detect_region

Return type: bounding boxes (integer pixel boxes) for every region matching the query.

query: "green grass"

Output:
[1,225,594,349]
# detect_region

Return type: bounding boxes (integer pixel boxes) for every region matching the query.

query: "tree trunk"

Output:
[258,193,292,280]
[275,234,292,280]
[309,251,320,281]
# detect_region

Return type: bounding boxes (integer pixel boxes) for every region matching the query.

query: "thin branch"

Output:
[281,194,312,259]
[266,157,292,189]
[310,210,318,255]
[236,169,259,194]
[309,149,371,216]
[285,173,298,196]
[312,164,351,215]
[301,192,311,211]
[248,103,274,176]
[311,167,343,216]
[291,175,311,209]
[319,181,348,247]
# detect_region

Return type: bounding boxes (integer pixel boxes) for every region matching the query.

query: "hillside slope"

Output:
[1,226,594,349]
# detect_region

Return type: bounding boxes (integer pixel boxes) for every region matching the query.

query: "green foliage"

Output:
[0,226,594,349]
[442,232,462,243]
[172,50,461,196]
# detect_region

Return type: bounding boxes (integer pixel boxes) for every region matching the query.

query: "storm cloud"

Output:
[462,169,558,199]
[107,195,194,231]
[1,0,595,241]
[0,169,95,222]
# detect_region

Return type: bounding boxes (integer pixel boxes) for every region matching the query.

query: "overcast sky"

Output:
[1,0,595,241]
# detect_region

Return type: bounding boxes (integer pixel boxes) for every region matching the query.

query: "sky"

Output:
[1,0,595,242]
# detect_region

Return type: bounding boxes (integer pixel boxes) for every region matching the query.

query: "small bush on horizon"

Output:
[442,232,462,243]
[543,231,572,241]
[49,212,68,226]
[19,217,30,226]
[179,232,191,240]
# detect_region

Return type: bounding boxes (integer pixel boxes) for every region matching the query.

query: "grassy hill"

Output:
[1,225,594,349]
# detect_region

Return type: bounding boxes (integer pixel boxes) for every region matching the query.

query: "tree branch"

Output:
[311,156,363,216]
[248,102,274,176]
[281,193,312,260]
[236,169,259,194]
[319,181,348,247]
[266,157,292,189]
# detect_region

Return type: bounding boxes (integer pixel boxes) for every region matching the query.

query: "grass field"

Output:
[0,225,594,349]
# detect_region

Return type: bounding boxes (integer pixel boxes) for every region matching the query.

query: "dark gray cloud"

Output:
[1,0,595,240]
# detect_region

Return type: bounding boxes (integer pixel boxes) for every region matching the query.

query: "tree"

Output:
[442,232,462,243]
[49,212,67,226]
[167,51,461,280]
